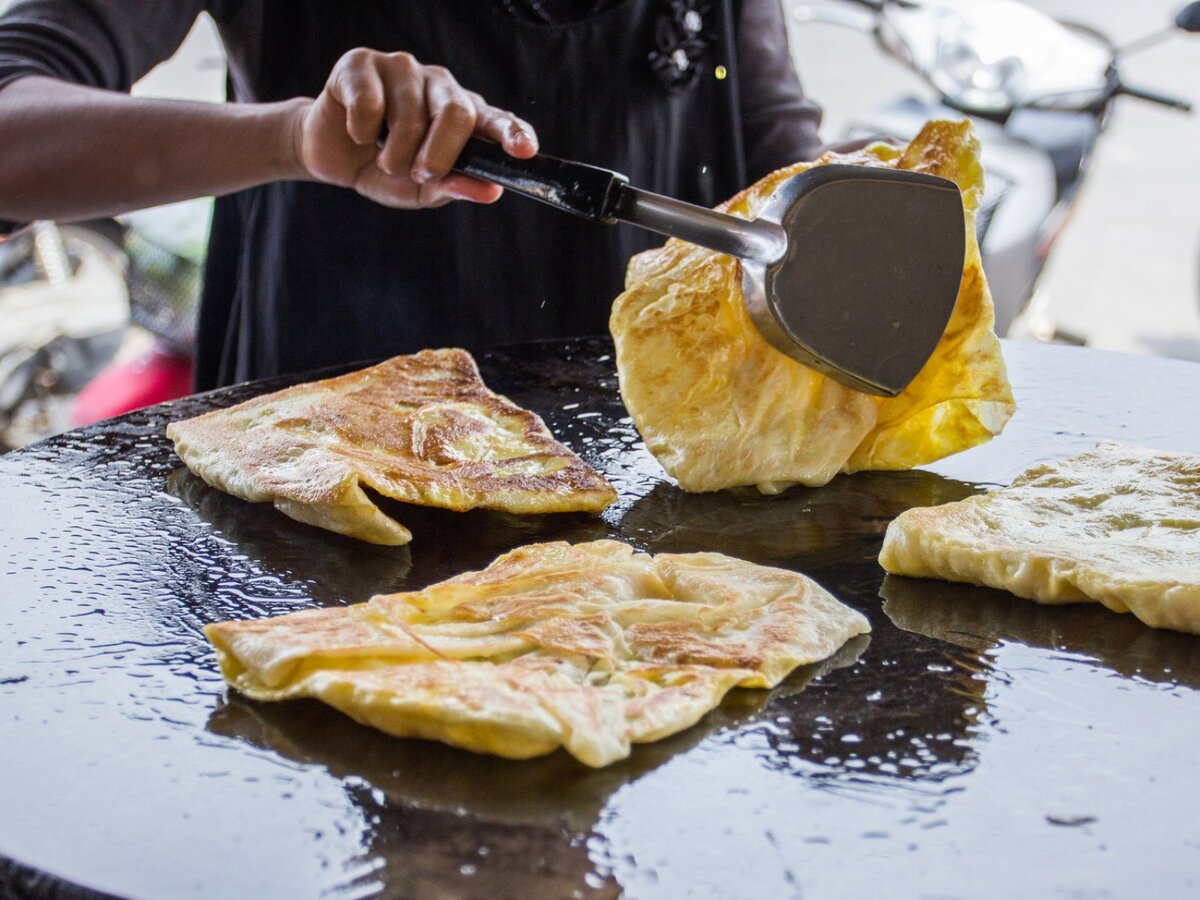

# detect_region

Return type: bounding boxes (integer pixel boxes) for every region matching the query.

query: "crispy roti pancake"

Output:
[611,119,1015,493]
[167,349,616,546]
[207,540,870,767]
[880,443,1200,635]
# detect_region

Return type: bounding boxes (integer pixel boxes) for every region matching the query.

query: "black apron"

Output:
[196,0,749,389]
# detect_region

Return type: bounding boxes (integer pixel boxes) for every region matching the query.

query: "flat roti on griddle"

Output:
[879,442,1200,635]
[206,540,870,767]
[167,349,616,545]
[611,119,1015,493]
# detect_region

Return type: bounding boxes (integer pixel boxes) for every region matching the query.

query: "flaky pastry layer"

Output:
[168,349,616,545]
[880,442,1200,634]
[208,540,870,766]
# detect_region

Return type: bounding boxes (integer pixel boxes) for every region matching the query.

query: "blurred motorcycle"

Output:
[793,0,1200,340]
[0,199,207,451]
[69,201,207,432]
[0,220,129,448]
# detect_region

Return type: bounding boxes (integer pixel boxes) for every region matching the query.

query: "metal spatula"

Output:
[452,137,966,397]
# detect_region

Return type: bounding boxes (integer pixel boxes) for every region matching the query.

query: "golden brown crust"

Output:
[167,349,617,545]
[206,540,871,767]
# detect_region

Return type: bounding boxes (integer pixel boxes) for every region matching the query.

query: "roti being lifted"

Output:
[880,443,1200,635]
[206,540,871,767]
[611,119,1015,493]
[167,349,616,545]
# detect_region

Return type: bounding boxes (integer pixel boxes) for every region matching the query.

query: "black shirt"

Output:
[0,0,823,388]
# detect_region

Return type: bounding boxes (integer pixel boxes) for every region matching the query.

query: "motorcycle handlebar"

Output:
[1116,82,1194,113]
[835,0,919,9]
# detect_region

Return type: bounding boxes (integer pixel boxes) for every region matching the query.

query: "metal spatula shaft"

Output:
[448,137,965,397]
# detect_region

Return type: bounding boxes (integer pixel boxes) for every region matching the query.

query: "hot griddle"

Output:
[2,338,1200,899]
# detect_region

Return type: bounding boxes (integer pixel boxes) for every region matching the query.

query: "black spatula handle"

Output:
[450,137,628,221]
[377,127,628,220]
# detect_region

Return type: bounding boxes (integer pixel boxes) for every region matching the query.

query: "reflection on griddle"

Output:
[168,468,413,603]
[881,575,1200,690]
[170,467,616,601]
[747,593,986,787]
[206,634,868,832]
[615,471,990,790]
[206,636,868,898]
[618,470,980,568]
[369,494,614,587]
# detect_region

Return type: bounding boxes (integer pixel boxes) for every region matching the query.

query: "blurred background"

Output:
[155,2,1200,359]
[1,2,1197,449]
[788,0,1200,359]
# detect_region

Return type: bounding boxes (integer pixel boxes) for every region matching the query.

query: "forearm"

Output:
[737,0,824,177]
[0,76,309,222]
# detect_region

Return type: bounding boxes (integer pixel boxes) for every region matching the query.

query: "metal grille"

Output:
[125,229,201,354]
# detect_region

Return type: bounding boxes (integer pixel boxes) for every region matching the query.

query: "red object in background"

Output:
[71,343,193,427]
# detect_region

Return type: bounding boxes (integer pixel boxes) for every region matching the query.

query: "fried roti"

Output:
[611,119,1015,493]
[206,540,870,767]
[880,443,1200,635]
[167,349,616,545]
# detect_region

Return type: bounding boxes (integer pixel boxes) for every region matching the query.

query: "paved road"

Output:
[788,0,1200,359]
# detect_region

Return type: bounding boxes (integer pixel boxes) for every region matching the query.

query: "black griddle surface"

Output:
[2,338,1200,898]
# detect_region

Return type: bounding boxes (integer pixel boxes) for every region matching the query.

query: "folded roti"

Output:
[879,442,1200,635]
[206,539,871,767]
[611,119,1015,493]
[167,349,616,545]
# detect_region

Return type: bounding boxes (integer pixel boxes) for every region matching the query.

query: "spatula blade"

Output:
[747,166,966,397]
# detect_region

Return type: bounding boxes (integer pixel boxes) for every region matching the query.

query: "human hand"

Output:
[290,48,539,208]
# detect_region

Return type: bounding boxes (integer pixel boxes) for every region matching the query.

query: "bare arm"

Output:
[738,0,824,177]
[0,76,304,222]
[0,50,538,224]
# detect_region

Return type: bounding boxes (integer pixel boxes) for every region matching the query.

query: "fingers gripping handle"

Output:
[377,128,627,220]
[453,138,629,221]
